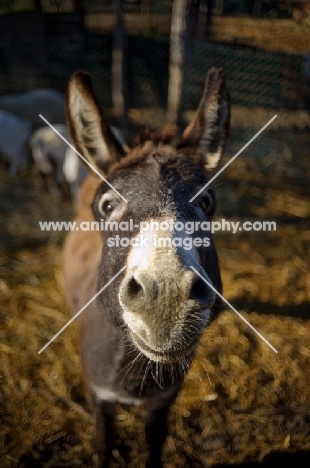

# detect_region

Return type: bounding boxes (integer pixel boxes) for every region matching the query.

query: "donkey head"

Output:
[66,68,230,364]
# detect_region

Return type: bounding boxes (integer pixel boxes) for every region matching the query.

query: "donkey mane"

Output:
[138,124,179,145]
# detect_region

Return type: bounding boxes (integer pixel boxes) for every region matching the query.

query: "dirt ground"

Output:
[0,102,310,468]
[212,16,310,55]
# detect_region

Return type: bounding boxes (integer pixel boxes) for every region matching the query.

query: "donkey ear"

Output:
[177,68,230,171]
[66,70,126,173]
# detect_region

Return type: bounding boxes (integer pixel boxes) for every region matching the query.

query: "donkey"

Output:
[63,67,230,467]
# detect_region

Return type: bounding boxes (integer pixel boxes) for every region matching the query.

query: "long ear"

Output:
[66,70,126,173]
[177,68,230,171]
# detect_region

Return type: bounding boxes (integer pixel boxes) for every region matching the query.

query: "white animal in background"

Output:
[63,147,88,196]
[0,89,65,131]
[29,124,70,189]
[30,123,126,196]
[0,110,32,174]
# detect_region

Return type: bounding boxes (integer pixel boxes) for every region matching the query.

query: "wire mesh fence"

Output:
[0,10,309,180]
[0,30,305,107]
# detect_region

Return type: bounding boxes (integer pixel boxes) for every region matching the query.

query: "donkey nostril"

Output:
[127,277,143,299]
[190,276,212,305]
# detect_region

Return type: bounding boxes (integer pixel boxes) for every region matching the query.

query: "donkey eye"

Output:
[103,201,115,213]
[97,191,126,221]
[98,197,119,217]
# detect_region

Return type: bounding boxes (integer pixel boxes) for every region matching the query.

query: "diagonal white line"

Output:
[38,266,126,354]
[39,114,128,202]
[189,115,277,202]
[190,266,278,353]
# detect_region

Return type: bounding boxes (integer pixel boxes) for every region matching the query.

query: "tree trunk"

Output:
[34,0,42,12]
[167,0,189,124]
[195,0,213,39]
[112,0,127,131]
[141,0,151,35]
[253,0,261,17]
[206,0,213,39]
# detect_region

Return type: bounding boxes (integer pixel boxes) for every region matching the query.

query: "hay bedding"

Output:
[1,119,310,467]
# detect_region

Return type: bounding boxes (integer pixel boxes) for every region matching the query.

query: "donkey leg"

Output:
[92,400,117,468]
[145,386,180,468]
